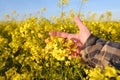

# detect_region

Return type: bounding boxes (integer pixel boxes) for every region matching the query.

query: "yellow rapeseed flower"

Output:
[41,7,46,12]
[4,14,10,19]
[83,0,88,2]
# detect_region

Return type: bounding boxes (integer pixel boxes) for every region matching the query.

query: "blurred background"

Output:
[0,0,120,21]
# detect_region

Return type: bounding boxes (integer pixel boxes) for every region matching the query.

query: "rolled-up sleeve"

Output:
[81,34,120,70]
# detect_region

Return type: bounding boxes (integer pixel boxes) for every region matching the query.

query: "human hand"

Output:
[49,16,91,57]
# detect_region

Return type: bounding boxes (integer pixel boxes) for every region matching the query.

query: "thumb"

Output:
[74,16,91,44]
[74,16,88,32]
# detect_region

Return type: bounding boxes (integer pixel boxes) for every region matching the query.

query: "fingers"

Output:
[49,31,73,39]
[71,38,83,46]
[49,31,82,58]
[49,31,69,38]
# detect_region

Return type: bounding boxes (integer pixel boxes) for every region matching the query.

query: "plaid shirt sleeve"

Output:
[81,34,120,70]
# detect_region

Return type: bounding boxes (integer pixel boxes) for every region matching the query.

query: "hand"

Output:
[49,16,91,57]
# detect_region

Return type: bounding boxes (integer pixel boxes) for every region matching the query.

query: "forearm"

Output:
[81,34,120,70]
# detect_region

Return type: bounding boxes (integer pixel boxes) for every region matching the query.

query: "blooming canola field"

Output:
[0,12,120,79]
